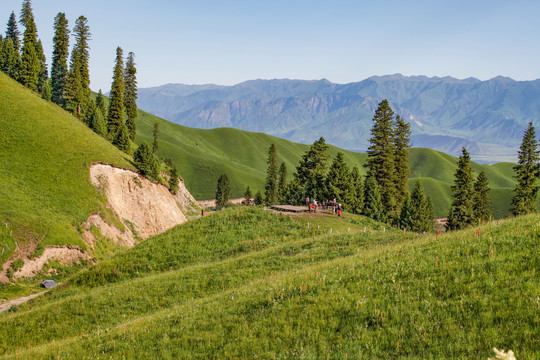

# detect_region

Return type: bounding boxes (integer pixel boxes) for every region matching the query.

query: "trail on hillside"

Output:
[0,290,48,313]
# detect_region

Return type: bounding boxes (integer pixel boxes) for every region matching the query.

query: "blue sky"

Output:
[1,0,539,92]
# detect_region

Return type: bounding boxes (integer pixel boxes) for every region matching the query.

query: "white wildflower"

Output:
[488,348,516,360]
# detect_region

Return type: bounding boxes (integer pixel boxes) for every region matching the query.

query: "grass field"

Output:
[0,207,537,359]
[0,73,132,266]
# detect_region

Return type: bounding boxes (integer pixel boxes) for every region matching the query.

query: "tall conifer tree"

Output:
[95,89,107,118]
[51,12,69,106]
[152,122,159,153]
[0,38,20,79]
[5,12,20,52]
[107,47,125,135]
[349,165,364,214]
[409,180,433,232]
[363,175,383,221]
[278,162,287,202]
[113,123,131,153]
[124,51,138,140]
[394,114,411,212]
[473,171,491,222]
[35,39,48,92]
[215,174,231,209]
[365,99,396,219]
[71,16,91,113]
[325,152,352,209]
[264,144,279,205]
[63,55,83,114]
[19,0,40,90]
[243,186,253,205]
[447,147,476,230]
[294,137,330,200]
[511,122,540,216]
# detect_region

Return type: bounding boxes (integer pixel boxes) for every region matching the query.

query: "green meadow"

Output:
[0,207,537,359]
[0,72,132,264]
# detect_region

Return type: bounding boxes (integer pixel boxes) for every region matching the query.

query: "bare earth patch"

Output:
[89,164,189,240]
[13,246,95,279]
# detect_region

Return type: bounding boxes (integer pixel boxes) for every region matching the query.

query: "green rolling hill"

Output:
[0,207,537,358]
[134,107,518,218]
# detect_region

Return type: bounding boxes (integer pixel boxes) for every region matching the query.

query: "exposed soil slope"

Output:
[89,164,190,240]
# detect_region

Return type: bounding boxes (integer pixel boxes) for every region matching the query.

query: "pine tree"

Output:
[35,39,47,93]
[264,144,278,205]
[152,122,159,153]
[243,186,253,205]
[95,89,107,118]
[363,174,383,221]
[511,122,540,216]
[19,0,40,90]
[409,180,433,232]
[393,114,411,213]
[278,162,287,203]
[5,12,20,52]
[88,99,107,136]
[63,55,83,115]
[133,142,158,179]
[51,12,69,106]
[41,78,51,101]
[294,137,330,200]
[107,47,125,135]
[365,99,396,219]
[282,178,304,205]
[325,152,352,209]
[215,174,231,209]
[124,51,138,140]
[447,147,476,230]
[349,166,364,214]
[1,38,21,79]
[253,191,263,206]
[113,123,131,154]
[473,171,491,222]
[169,165,179,194]
[399,194,412,230]
[71,16,90,112]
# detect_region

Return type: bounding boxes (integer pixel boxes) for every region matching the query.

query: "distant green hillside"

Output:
[135,109,518,218]
[0,72,132,265]
[1,208,537,358]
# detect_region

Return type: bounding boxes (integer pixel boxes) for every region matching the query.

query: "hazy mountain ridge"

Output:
[137,75,540,161]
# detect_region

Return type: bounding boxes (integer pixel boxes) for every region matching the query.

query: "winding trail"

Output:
[0,290,48,313]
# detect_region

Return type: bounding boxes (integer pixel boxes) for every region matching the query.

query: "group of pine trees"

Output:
[0,1,138,152]
[235,100,433,232]
[0,2,180,195]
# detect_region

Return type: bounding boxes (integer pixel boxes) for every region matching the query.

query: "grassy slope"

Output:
[135,109,518,218]
[0,207,537,359]
[0,73,133,262]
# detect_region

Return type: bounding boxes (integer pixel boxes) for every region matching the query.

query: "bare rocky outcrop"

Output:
[88,164,192,241]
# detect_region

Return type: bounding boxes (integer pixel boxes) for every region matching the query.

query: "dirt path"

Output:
[0,290,48,313]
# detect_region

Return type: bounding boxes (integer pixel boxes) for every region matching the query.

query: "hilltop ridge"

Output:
[136,74,540,162]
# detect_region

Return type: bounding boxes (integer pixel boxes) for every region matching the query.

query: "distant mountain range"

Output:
[136,74,540,163]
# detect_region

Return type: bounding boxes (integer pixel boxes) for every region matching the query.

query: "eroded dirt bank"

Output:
[89,164,190,240]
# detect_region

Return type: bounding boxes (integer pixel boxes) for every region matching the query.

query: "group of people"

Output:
[306,197,343,217]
